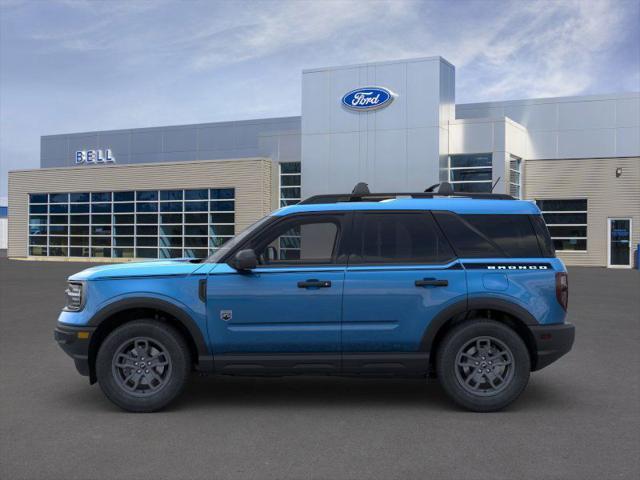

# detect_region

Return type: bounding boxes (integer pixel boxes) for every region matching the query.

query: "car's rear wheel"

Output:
[96,320,190,412]
[436,319,530,412]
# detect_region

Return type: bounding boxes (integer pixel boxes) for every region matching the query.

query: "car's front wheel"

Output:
[96,320,191,412]
[436,319,530,412]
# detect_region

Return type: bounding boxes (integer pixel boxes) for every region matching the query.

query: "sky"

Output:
[1,0,639,201]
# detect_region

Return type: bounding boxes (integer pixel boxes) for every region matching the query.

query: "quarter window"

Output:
[351,213,454,264]
[536,199,587,251]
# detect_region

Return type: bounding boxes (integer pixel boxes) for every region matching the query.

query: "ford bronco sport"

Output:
[55,182,575,412]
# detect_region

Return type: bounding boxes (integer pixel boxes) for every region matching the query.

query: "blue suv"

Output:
[54,183,575,412]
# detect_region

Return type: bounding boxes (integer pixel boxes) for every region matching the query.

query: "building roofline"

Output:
[458,91,640,109]
[41,116,301,139]
[302,56,454,74]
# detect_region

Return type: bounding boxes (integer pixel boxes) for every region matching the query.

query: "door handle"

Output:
[415,278,448,287]
[297,279,332,289]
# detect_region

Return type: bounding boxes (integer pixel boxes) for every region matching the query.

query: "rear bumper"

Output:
[530,322,575,371]
[54,324,96,377]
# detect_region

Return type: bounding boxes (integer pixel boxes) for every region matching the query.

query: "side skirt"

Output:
[211,352,429,377]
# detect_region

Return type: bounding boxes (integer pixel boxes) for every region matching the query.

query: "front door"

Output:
[341,212,467,374]
[608,218,632,268]
[207,213,349,373]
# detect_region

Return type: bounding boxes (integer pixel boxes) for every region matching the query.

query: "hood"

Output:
[68,259,209,281]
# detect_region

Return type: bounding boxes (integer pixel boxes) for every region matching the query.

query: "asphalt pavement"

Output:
[0,258,638,480]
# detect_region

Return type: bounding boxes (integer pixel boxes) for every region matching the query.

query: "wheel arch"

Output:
[87,298,212,383]
[422,297,539,372]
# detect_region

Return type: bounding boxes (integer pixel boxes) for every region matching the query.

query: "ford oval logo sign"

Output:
[342,86,396,111]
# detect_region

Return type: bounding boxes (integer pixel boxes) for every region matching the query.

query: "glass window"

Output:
[210,188,234,199]
[49,193,69,203]
[185,201,208,212]
[509,156,522,199]
[279,163,301,207]
[114,191,135,202]
[136,225,158,236]
[449,154,493,193]
[136,202,158,213]
[91,203,111,213]
[352,213,454,264]
[70,192,90,202]
[70,204,90,213]
[30,246,47,256]
[461,215,541,257]
[91,214,111,224]
[160,202,182,212]
[185,189,208,200]
[114,203,134,213]
[29,205,47,214]
[160,190,183,201]
[29,194,47,204]
[434,212,502,258]
[49,204,68,214]
[70,236,89,246]
[251,216,340,265]
[536,199,587,251]
[28,187,235,259]
[136,191,158,201]
[91,192,111,202]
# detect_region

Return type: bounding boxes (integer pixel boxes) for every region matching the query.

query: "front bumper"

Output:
[530,322,575,371]
[54,324,96,377]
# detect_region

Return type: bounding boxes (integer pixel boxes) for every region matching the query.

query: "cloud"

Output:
[0,0,638,198]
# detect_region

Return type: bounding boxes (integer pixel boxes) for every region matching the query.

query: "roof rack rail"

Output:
[298,182,514,205]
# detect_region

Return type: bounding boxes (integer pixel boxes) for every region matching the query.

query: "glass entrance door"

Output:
[608,218,632,268]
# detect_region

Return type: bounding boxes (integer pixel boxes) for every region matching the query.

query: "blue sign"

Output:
[342,86,396,111]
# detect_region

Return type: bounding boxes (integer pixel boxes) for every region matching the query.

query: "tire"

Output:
[436,319,530,412]
[96,320,191,412]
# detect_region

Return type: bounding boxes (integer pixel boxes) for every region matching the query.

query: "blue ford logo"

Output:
[342,86,396,111]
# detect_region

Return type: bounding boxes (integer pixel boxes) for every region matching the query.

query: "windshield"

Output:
[206,215,273,263]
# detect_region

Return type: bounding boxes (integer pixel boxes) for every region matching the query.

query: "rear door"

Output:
[341,211,467,374]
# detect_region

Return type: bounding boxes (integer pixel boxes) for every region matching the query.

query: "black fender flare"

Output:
[420,297,538,353]
[88,297,212,369]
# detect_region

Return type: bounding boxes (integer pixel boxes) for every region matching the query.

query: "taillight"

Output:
[555,272,568,311]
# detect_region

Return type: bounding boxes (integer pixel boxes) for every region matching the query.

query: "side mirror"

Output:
[230,249,257,271]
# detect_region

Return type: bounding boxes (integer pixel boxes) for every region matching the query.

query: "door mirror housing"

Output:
[230,249,258,271]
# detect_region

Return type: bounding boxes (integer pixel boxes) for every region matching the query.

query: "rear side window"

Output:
[434,212,542,258]
[350,212,455,264]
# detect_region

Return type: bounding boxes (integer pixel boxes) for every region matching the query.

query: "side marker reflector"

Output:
[77,331,90,339]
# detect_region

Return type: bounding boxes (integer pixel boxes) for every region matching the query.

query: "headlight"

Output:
[64,282,84,311]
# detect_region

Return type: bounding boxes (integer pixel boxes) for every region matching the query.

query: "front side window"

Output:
[350,213,454,264]
[536,199,587,251]
[249,216,341,266]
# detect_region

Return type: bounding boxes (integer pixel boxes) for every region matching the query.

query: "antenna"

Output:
[491,177,501,193]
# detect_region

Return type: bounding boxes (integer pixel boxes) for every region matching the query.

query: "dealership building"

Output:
[7,56,640,267]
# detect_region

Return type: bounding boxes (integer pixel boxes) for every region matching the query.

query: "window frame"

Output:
[536,199,588,252]
[448,153,493,193]
[347,211,457,266]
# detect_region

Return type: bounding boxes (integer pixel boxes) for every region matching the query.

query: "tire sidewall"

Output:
[96,320,190,412]
[436,320,530,412]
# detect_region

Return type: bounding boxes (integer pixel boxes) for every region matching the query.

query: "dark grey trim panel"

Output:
[215,353,341,375]
[529,323,575,371]
[214,352,430,376]
[87,298,210,362]
[467,297,538,325]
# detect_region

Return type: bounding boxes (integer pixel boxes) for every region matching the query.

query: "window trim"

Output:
[228,212,350,268]
[347,211,457,266]
[536,199,588,252]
